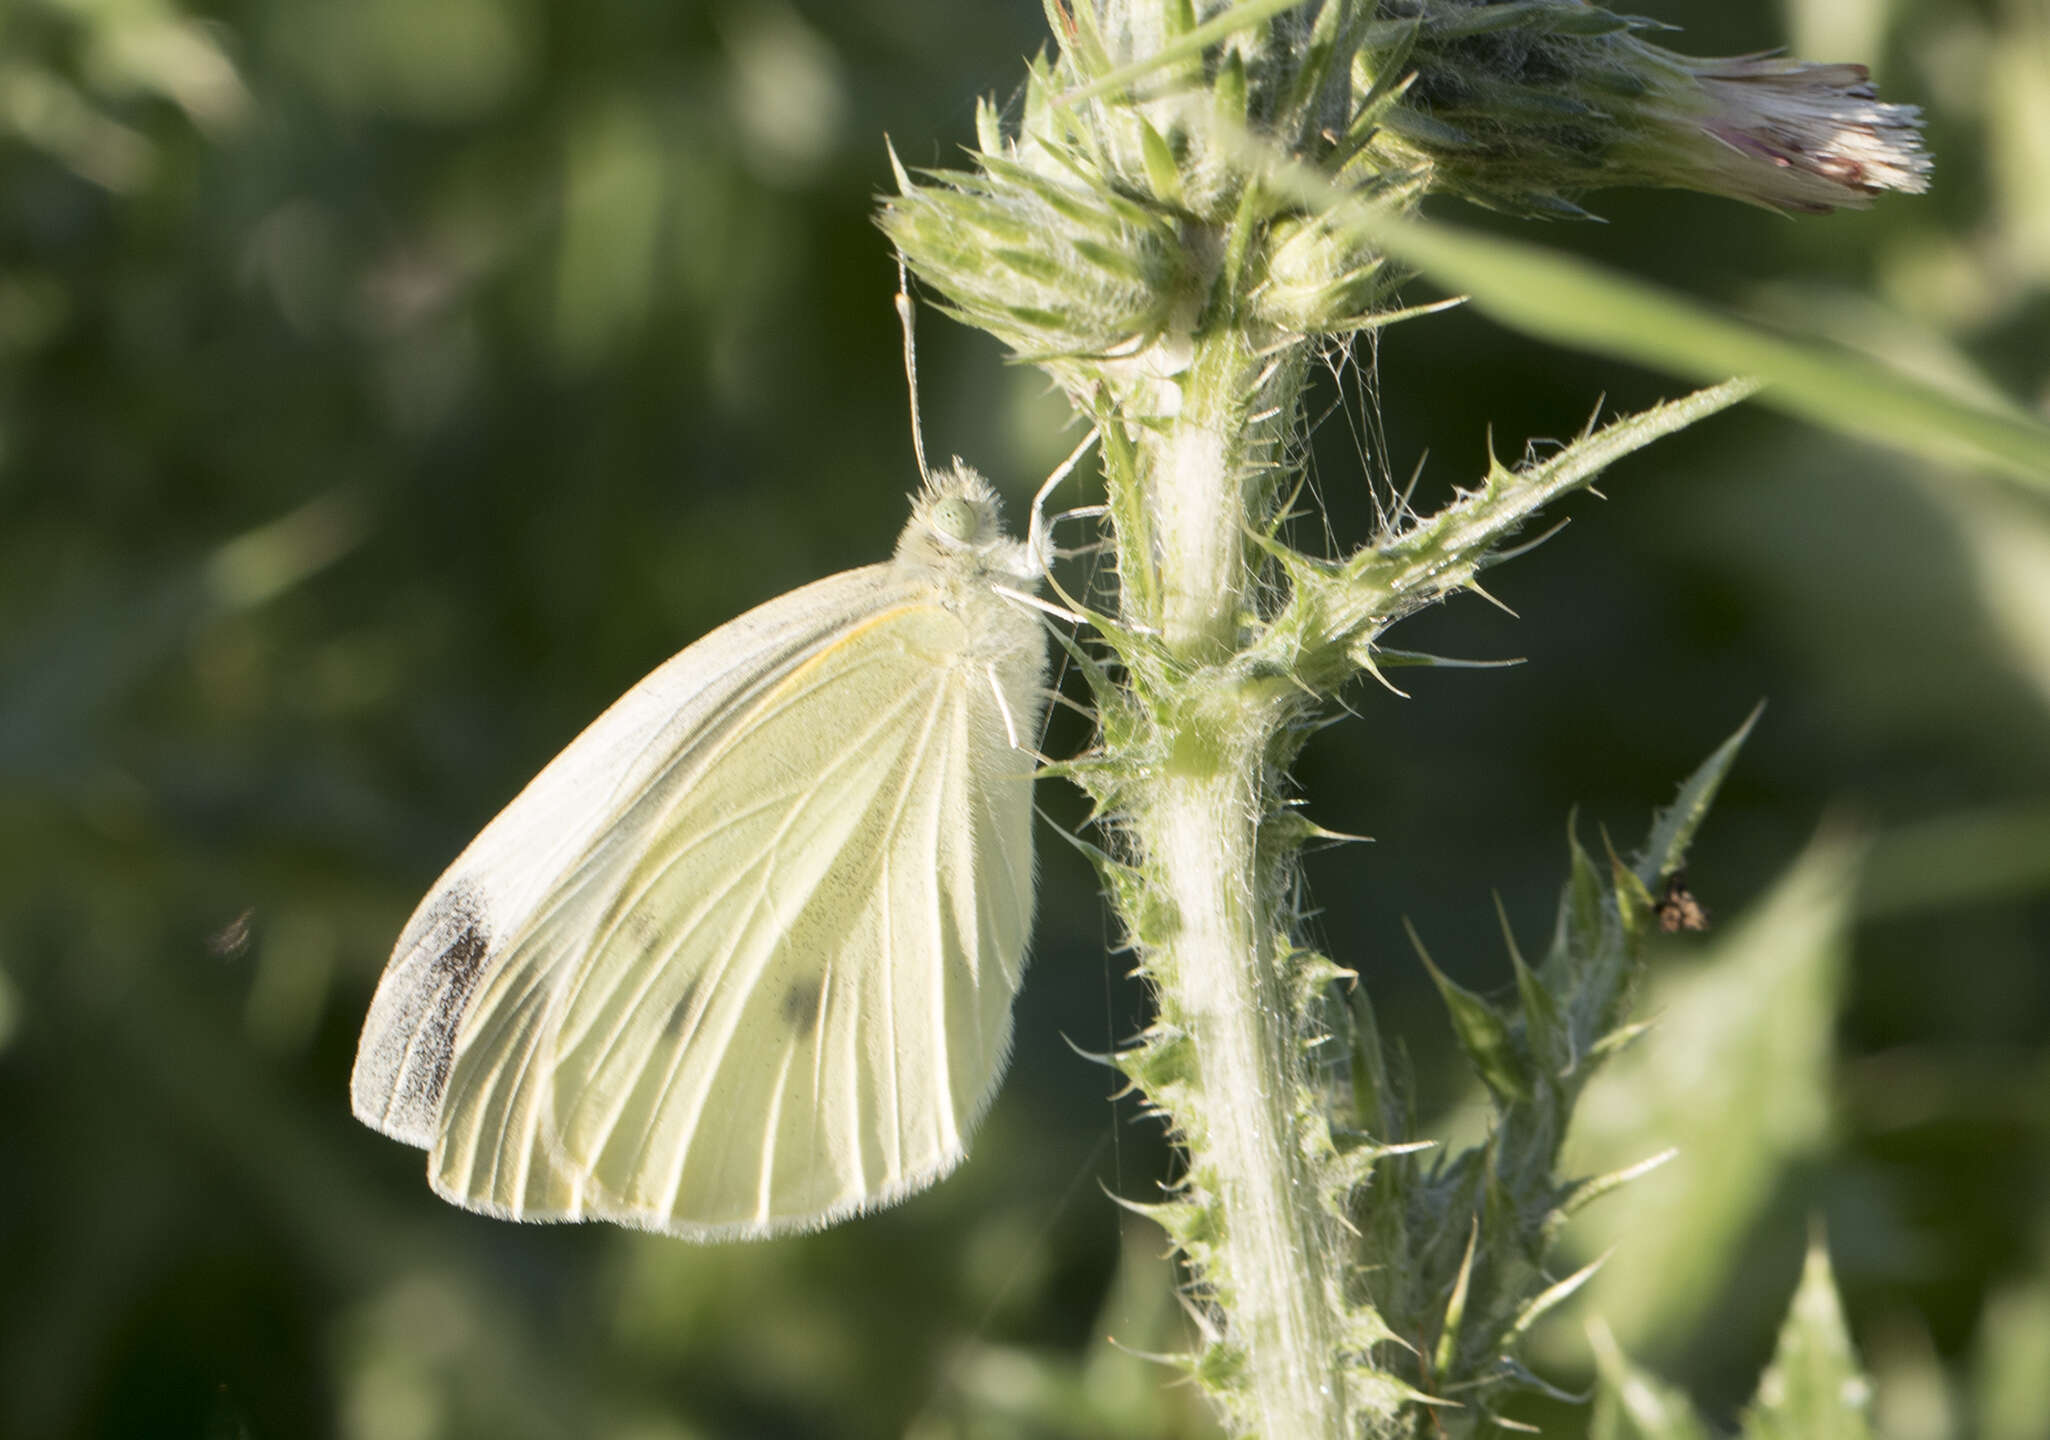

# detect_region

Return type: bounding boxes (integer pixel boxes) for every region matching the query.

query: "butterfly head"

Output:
[897,464,1037,586]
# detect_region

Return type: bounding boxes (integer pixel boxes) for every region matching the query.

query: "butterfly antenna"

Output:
[896,257,933,489]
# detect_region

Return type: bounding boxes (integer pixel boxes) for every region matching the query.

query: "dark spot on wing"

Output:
[662,977,703,1040]
[780,976,825,1034]
[420,884,492,1105]
[623,908,663,958]
[431,904,491,987]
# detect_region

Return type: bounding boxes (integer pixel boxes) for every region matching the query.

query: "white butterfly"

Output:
[351,465,1048,1239]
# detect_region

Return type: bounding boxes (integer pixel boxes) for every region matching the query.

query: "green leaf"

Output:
[1359,214,2050,489]
[1634,704,1763,887]
[1739,1236,1876,1440]
[0,959,19,1057]
[1561,833,1862,1353]
[1241,146,2050,487]
[1859,801,2050,919]
[1409,920,1532,1105]
[1974,1265,2050,1440]
[1588,1320,1714,1440]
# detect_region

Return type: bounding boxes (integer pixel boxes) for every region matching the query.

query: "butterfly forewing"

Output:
[427,598,1039,1237]
[352,564,910,1148]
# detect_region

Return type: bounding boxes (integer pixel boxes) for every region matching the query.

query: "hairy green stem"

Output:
[1152,419,1242,657]
[1118,322,1365,1430]
[1143,763,1350,1435]
[1132,326,1333,1424]
[1102,282,1407,1424]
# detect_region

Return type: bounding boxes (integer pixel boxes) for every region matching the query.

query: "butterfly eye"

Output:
[931,496,979,544]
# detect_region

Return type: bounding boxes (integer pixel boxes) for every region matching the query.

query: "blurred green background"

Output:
[2,0,2046,1436]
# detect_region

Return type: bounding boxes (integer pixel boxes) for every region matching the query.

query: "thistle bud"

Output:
[880,149,1193,365]
[1382,0,1930,215]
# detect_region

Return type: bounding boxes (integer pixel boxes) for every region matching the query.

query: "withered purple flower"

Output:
[1684,55,1932,213]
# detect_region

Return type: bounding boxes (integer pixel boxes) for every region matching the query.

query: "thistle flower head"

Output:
[1678,56,1932,213]
[1382,1,1931,217]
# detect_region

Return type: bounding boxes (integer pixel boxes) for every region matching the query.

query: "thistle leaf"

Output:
[1562,834,1862,1353]
[1634,704,1763,886]
[1588,1320,1715,1440]
[1738,1237,1876,1440]
[1410,920,1532,1105]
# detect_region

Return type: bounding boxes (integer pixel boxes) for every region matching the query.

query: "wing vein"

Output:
[568,671,933,1086]
[578,667,946,1214]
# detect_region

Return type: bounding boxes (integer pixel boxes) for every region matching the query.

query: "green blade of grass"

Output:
[1358,212,2050,487]
[1235,133,2050,487]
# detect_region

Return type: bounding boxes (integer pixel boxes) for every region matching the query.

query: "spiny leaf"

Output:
[1433,1219,1480,1378]
[1372,382,1759,622]
[1409,920,1532,1105]
[1739,1236,1875,1440]
[1634,704,1764,886]
[1588,1320,1715,1440]
[1553,1147,1678,1224]
[1561,834,1861,1352]
[1611,850,1656,951]
[1347,981,1406,1150]
[1554,814,1606,968]
[1510,1247,1610,1339]
[1055,0,1315,107]
[1136,114,1185,205]
[1582,1015,1655,1068]
[1498,893,1565,1074]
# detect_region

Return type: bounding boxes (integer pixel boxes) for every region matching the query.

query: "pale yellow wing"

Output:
[352,564,907,1148]
[427,598,1039,1238]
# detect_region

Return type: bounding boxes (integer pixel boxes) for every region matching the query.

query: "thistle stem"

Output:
[1152,419,1240,657]
[1116,328,1358,1434]
[1142,768,1351,1436]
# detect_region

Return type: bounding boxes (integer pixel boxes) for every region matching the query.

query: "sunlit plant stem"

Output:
[886,2,1928,1433]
